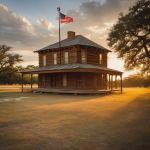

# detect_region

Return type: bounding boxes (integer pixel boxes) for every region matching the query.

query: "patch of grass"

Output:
[0,87,150,149]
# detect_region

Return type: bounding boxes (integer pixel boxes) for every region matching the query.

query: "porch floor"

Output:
[21,88,121,94]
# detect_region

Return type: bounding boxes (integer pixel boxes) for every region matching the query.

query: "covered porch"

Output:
[21,63,123,94]
[21,87,120,94]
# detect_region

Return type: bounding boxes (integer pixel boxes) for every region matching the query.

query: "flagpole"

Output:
[57,7,61,65]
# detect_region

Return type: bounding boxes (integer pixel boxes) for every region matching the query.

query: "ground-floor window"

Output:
[63,73,67,86]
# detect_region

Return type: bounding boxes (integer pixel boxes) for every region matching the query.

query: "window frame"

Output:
[53,53,57,65]
[43,55,46,66]
[81,50,86,64]
[64,52,68,64]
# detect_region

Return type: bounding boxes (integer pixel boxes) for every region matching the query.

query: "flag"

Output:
[60,12,73,23]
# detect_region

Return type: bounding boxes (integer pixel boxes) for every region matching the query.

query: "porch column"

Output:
[121,74,122,93]
[109,74,110,89]
[94,73,96,91]
[76,72,77,89]
[59,72,61,90]
[111,75,113,90]
[31,74,33,89]
[22,74,23,92]
[115,75,117,89]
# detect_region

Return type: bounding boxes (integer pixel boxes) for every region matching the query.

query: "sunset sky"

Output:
[0,0,139,78]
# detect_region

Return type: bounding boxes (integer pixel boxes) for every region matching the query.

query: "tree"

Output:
[0,45,23,78]
[107,0,150,75]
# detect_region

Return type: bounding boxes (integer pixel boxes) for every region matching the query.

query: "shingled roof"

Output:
[34,35,111,52]
[22,63,122,74]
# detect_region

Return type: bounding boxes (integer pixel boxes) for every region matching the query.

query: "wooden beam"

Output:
[59,72,61,90]
[121,74,122,93]
[111,75,113,90]
[115,75,117,89]
[76,72,77,89]
[101,74,103,86]
[22,74,23,92]
[31,74,33,89]
[109,74,110,89]
[94,73,96,91]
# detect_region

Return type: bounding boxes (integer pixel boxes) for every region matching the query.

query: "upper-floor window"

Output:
[99,54,102,65]
[43,55,46,66]
[54,53,57,65]
[64,52,68,64]
[81,51,86,63]
[63,73,67,86]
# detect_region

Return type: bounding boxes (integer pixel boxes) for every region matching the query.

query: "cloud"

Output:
[37,19,55,30]
[0,3,57,51]
[0,0,138,70]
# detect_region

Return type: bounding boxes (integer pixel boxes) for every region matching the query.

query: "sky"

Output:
[0,0,139,78]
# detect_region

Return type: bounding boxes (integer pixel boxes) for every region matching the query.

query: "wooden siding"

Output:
[38,72,107,90]
[39,46,107,68]
[60,47,77,65]
[76,48,108,67]
[86,49,107,67]
[39,47,77,67]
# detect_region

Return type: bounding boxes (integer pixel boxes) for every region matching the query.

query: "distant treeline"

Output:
[0,65,38,85]
[1,67,150,87]
[117,73,150,88]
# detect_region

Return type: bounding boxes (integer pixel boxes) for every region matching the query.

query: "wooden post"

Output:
[111,75,113,90]
[109,74,110,89]
[31,74,33,89]
[101,74,103,87]
[115,75,117,89]
[94,73,96,91]
[121,74,122,93]
[22,74,23,92]
[59,73,61,90]
[76,72,77,89]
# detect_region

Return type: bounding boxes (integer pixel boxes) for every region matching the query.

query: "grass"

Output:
[0,86,150,149]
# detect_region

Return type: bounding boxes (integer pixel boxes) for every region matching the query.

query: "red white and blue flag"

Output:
[60,12,73,23]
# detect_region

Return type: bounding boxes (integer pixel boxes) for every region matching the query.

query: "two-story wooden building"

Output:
[21,31,123,93]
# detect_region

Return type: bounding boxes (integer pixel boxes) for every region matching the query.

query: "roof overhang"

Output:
[21,63,123,75]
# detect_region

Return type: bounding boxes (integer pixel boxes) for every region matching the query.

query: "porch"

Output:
[21,63,123,94]
[21,87,121,94]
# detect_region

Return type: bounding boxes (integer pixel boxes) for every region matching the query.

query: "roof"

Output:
[22,63,122,74]
[34,35,111,52]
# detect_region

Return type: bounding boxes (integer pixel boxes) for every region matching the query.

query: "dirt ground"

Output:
[0,86,150,150]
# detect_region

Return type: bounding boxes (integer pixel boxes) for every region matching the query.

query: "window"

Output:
[63,73,67,86]
[54,53,57,65]
[43,55,46,66]
[81,51,86,63]
[99,54,102,64]
[64,52,68,64]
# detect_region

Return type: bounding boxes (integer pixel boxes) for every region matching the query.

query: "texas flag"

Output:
[60,12,73,23]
